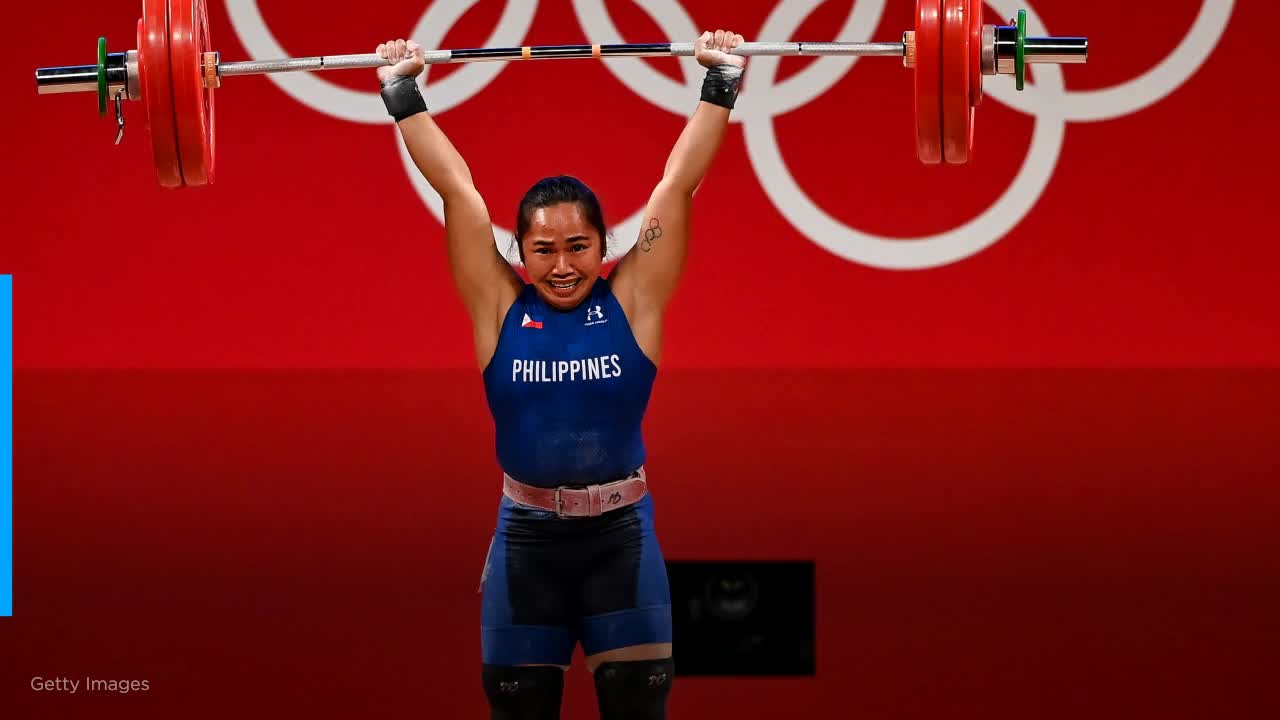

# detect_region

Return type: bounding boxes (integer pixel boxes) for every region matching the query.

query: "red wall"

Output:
[2,1,1277,718]
[3,0,1275,369]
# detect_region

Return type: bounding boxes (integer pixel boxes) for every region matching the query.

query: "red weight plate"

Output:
[138,0,182,187]
[914,0,943,164]
[941,0,973,164]
[171,0,215,186]
[969,0,983,107]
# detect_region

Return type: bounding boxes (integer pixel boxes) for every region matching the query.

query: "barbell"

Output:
[34,0,1087,188]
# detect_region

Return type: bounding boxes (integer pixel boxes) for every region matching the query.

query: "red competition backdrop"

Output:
[1,1,1278,718]
[1,0,1277,369]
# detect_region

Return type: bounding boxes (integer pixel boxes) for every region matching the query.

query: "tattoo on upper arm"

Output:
[641,218,664,253]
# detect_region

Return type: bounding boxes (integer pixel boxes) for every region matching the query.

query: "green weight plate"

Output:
[1015,9,1026,91]
[97,36,107,115]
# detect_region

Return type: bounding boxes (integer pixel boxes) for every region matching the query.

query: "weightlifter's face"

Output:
[521,203,602,310]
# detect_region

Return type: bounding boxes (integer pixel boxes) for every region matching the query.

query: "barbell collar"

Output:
[36,53,128,95]
[995,27,1088,74]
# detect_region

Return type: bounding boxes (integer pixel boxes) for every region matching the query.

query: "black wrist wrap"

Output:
[700,64,744,110]
[380,76,428,121]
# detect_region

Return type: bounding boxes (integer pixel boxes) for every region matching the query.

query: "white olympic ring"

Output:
[227,0,1236,270]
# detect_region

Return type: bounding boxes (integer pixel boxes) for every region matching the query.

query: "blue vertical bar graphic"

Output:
[1,275,10,616]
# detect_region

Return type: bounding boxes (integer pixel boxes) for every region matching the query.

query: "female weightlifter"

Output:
[375,28,746,720]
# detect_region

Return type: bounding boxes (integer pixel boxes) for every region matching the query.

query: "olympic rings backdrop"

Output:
[2,2,1278,719]
[2,0,1274,368]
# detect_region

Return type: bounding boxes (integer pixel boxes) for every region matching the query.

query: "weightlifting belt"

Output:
[502,467,648,518]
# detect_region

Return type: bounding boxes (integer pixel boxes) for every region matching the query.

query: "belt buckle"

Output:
[553,487,567,518]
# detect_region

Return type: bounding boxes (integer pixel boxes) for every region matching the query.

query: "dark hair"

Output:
[513,176,608,262]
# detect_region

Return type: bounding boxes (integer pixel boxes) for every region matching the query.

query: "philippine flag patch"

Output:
[521,313,543,329]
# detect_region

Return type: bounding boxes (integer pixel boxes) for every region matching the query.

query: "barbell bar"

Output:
[34,0,1087,187]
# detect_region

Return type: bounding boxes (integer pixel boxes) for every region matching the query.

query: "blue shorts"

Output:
[479,492,672,666]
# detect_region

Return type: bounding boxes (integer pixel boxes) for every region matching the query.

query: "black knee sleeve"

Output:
[481,665,564,720]
[593,658,674,720]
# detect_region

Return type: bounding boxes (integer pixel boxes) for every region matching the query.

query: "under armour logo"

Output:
[607,492,623,505]
[586,305,605,323]
[498,681,520,694]
[648,673,668,687]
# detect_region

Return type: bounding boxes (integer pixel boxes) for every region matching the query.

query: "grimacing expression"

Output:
[522,203,603,310]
